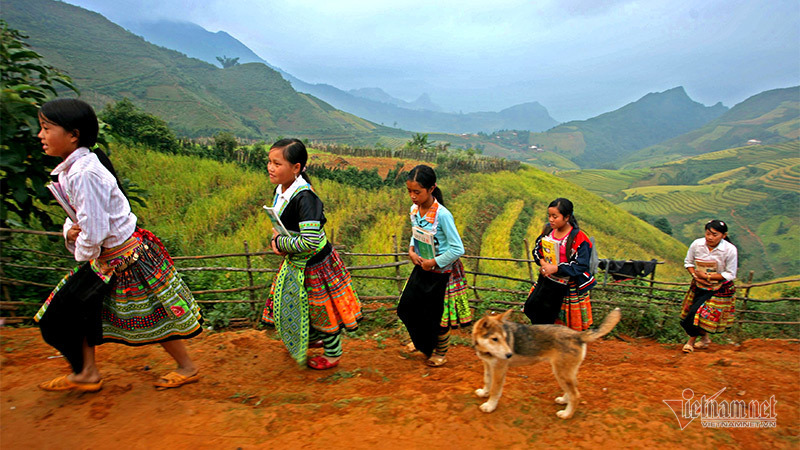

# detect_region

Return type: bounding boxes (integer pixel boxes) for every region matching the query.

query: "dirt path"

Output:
[1,326,797,449]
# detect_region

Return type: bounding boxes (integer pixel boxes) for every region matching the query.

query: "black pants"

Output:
[680,288,715,337]
[523,275,569,324]
[38,263,112,373]
[397,266,449,357]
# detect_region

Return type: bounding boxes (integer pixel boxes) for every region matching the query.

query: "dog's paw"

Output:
[475,388,489,398]
[479,401,497,413]
[555,395,568,405]
[556,409,573,419]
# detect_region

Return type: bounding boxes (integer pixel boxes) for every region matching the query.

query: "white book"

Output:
[47,182,78,223]
[262,205,290,236]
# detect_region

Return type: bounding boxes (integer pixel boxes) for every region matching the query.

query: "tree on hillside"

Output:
[0,20,76,229]
[100,98,178,154]
[405,133,430,151]
[214,132,238,160]
[216,55,240,69]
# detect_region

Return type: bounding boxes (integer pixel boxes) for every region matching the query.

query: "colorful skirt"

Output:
[37,228,202,347]
[526,279,593,331]
[440,259,472,328]
[263,248,361,364]
[680,280,736,334]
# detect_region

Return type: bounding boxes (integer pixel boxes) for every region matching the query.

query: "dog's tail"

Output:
[580,308,621,343]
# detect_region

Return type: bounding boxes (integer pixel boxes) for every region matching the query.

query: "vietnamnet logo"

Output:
[663,387,777,430]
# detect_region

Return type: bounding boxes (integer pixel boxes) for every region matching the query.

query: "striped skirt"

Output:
[38,228,202,346]
[263,248,362,334]
[526,280,593,331]
[680,280,736,334]
[440,259,472,328]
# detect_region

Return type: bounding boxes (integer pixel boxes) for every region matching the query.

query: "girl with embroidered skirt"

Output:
[680,220,737,353]
[524,198,596,331]
[34,99,202,392]
[397,165,469,367]
[262,139,362,370]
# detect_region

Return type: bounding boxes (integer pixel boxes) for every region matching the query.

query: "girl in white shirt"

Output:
[35,99,202,392]
[680,220,738,353]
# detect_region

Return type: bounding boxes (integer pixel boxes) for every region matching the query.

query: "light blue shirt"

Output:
[409,203,465,269]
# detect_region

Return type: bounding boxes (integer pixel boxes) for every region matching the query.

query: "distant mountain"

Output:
[621,86,800,168]
[348,88,442,112]
[2,0,404,142]
[525,87,728,168]
[120,20,265,66]
[111,19,559,134]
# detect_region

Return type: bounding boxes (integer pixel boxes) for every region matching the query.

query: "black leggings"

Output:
[523,275,569,324]
[680,288,715,337]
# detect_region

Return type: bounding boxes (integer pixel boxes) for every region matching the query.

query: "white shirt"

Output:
[684,237,738,282]
[52,147,137,261]
[272,176,309,211]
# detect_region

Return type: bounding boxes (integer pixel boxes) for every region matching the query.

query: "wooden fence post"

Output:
[393,234,403,296]
[737,271,755,332]
[243,241,258,327]
[523,238,534,282]
[472,255,481,301]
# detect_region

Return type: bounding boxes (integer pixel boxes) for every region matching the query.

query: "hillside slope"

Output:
[622,86,800,168]
[1,0,403,142]
[523,87,728,168]
[558,141,800,280]
[115,18,559,134]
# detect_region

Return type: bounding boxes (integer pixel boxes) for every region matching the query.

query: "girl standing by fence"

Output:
[524,198,596,330]
[35,98,202,392]
[397,165,469,367]
[680,220,738,353]
[262,138,362,369]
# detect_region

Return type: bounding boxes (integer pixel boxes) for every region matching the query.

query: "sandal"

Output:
[307,356,339,370]
[39,375,103,392]
[153,371,200,389]
[405,342,417,352]
[682,343,694,354]
[426,355,447,367]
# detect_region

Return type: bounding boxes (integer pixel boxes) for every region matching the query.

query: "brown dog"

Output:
[472,308,621,418]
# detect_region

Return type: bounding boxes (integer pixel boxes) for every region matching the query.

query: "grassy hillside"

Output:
[1,0,407,143]
[558,141,800,280]
[622,86,800,168]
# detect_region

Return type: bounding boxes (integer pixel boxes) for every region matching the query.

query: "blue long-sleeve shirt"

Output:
[409,203,464,270]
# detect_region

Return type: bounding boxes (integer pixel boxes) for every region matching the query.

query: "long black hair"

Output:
[705,219,732,242]
[270,138,311,184]
[39,98,126,196]
[540,198,583,252]
[407,164,444,205]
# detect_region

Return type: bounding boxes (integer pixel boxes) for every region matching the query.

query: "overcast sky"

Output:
[64,0,799,121]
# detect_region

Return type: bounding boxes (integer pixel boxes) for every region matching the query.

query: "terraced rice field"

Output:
[619,184,768,215]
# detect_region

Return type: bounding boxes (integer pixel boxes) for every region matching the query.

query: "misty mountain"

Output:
[527,87,728,168]
[109,18,559,134]
[2,0,404,142]
[621,86,800,168]
[348,88,442,112]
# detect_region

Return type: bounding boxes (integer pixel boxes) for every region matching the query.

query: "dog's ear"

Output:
[499,309,514,321]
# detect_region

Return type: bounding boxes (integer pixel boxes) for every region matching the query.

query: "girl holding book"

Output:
[263,138,362,369]
[680,220,738,353]
[397,165,469,367]
[35,98,202,392]
[524,198,596,330]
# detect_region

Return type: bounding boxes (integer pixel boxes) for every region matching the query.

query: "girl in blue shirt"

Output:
[397,165,469,367]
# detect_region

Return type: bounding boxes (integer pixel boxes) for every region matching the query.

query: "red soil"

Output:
[1,326,797,449]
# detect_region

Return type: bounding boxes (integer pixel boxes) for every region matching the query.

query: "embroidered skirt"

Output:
[440,259,472,328]
[37,228,202,350]
[680,280,736,334]
[263,248,362,364]
[525,278,593,331]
